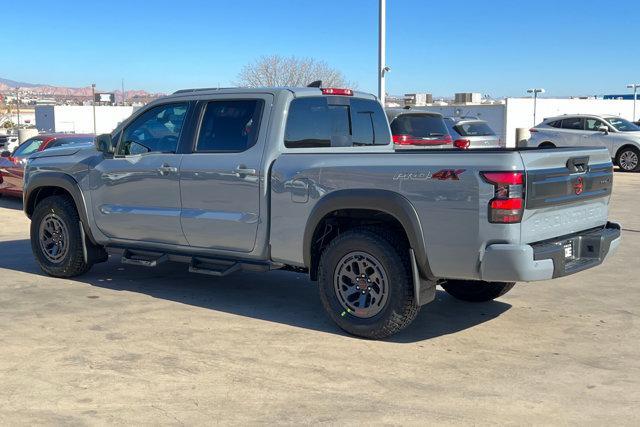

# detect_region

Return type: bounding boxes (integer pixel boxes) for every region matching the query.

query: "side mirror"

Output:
[95,134,115,154]
[0,150,11,158]
[597,125,609,134]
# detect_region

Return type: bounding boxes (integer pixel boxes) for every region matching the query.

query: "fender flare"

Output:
[302,189,434,280]
[24,172,98,244]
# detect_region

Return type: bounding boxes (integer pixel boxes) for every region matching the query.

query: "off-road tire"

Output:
[615,146,640,172]
[30,195,92,277]
[441,280,515,302]
[317,227,420,339]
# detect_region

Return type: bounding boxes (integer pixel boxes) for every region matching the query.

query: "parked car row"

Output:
[527,114,640,171]
[386,108,502,150]
[0,134,19,152]
[0,133,94,197]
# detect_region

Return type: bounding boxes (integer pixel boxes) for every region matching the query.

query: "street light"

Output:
[15,87,20,129]
[627,83,639,122]
[378,0,387,106]
[527,88,545,126]
[91,83,97,135]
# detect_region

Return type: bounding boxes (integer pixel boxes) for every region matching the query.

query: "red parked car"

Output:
[0,133,94,197]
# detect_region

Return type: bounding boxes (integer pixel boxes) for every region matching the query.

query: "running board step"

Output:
[188,258,241,277]
[121,249,168,267]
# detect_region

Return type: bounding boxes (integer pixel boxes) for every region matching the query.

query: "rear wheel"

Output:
[538,141,556,149]
[317,228,420,339]
[616,146,640,172]
[441,280,515,302]
[30,195,93,277]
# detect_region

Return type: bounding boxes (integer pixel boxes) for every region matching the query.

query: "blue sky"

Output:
[4,0,639,97]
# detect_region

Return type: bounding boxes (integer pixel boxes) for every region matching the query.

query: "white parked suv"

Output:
[528,114,640,171]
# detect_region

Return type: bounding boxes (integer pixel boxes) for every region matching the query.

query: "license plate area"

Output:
[563,240,575,260]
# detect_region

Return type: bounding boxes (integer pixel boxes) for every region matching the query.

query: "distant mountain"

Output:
[0,77,43,88]
[0,77,163,100]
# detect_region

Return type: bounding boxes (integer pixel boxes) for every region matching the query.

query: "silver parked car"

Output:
[444,117,503,149]
[528,114,640,172]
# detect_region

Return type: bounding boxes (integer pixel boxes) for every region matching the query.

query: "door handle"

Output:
[157,164,178,175]
[235,165,257,177]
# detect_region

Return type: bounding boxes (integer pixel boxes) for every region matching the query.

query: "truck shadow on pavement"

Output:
[0,196,23,211]
[0,239,511,343]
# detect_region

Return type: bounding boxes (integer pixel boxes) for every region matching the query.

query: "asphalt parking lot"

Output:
[1,172,639,425]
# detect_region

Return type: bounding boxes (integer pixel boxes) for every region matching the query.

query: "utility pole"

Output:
[121,78,126,106]
[628,83,639,121]
[91,83,97,135]
[527,88,545,127]
[378,0,387,106]
[15,87,20,128]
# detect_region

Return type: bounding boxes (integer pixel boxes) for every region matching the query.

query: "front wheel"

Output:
[441,280,515,302]
[616,146,640,172]
[30,195,93,277]
[317,228,420,339]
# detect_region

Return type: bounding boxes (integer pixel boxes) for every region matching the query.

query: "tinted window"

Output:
[285,97,389,148]
[561,117,584,130]
[118,103,188,155]
[584,118,606,132]
[196,100,264,152]
[351,98,390,145]
[548,120,562,128]
[390,114,448,138]
[453,122,495,137]
[47,136,94,148]
[13,138,45,157]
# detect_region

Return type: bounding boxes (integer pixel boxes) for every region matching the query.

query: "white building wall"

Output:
[36,106,135,134]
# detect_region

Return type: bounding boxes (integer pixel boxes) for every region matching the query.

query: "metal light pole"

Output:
[627,83,639,121]
[378,0,387,106]
[15,87,20,129]
[91,83,97,134]
[527,88,545,126]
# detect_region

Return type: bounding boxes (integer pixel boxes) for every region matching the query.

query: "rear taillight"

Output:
[481,171,525,223]
[321,88,353,96]
[529,128,538,133]
[453,139,470,149]
[393,134,453,146]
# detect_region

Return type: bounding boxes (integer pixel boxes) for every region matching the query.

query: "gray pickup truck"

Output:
[23,87,621,338]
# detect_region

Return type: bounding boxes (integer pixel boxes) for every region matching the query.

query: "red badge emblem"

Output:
[574,176,584,195]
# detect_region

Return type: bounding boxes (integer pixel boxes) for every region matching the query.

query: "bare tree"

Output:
[237,55,351,88]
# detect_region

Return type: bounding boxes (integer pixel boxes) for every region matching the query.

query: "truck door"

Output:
[90,102,191,245]
[179,95,272,252]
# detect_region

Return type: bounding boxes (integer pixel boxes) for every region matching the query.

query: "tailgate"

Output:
[519,147,613,243]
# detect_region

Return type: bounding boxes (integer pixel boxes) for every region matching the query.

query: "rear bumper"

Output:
[480,222,621,282]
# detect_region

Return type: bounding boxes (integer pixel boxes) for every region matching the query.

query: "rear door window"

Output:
[390,114,448,138]
[285,97,390,148]
[561,117,584,130]
[196,99,264,152]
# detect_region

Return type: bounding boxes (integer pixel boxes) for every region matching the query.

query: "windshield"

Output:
[453,121,496,137]
[390,114,447,138]
[46,136,95,149]
[606,117,640,132]
[13,138,45,157]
